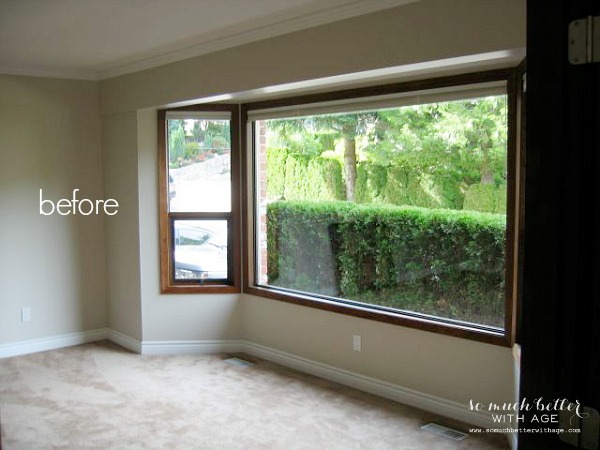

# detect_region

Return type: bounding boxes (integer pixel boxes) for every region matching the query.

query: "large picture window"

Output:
[158,105,240,293]
[244,71,520,344]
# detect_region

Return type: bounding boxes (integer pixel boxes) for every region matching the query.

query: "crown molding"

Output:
[1,0,419,81]
[97,0,419,80]
[0,66,97,81]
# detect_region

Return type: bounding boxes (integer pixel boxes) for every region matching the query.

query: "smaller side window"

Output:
[158,105,240,293]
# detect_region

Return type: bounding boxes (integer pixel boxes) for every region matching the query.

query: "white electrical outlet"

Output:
[353,334,362,352]
[21,307,31,322]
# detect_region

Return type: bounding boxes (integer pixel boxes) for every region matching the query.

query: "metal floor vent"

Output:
[224,357,255,368]
[420,423,468,441]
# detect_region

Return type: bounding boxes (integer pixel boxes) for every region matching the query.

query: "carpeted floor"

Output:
[0,341,508,450]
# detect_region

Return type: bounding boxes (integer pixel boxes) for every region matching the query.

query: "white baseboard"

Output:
[239,340,497,430]
[0,328,109,359]
[132,337,496,428]
[108,330,142,354]
[0,331,502,435]
[141,339,242,355]
[510,432,518,450]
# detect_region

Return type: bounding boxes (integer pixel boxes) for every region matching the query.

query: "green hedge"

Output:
[356,163,465,209]
[266,148,344,201]
[267,201,506,327]
[267,147,470,209]
[463,183,507,213]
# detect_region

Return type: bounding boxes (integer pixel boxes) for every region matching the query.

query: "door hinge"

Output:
[569,16,600,65]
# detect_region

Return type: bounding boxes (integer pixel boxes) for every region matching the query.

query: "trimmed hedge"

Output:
[463,183,507,213]
[356,162,465,209]
[267,147,472,209]
[267,201,506,327]
[266,148,344,201]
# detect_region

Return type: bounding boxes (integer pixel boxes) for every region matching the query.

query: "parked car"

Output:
[173,222,227,280]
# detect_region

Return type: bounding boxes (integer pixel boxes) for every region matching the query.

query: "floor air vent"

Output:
[420,423,468,441]
[224,357,254,368]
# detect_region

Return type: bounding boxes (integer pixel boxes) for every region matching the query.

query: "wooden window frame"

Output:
[241,69,523,346]
[158,104,241,294]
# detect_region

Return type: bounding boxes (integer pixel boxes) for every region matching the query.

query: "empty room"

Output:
[2,1,598,449]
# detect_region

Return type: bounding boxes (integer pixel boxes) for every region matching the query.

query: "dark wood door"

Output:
[519,0,600,448]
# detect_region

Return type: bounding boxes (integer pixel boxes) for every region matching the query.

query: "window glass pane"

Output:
[167,118,231,212]
[255,95,508,328]
[173,220,228,281]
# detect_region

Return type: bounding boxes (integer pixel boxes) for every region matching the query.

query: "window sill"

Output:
[161,284,240,294]
[244,285,510,346]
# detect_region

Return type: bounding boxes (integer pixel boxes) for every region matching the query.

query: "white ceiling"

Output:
[0,0,418,80]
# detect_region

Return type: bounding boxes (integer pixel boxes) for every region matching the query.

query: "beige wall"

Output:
[0,0,524,417]
[241,295,514,407]
[136,109,241,342]
[0,0,525,409]
[95,0,525,407]
[101,112,143,340]
[100,0,526,114]
[0,75,107,344]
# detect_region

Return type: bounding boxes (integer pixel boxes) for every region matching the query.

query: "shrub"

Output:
[185,142,200,159]
[463,183,507,213]
[354,162,465,209]
[267,201,506,327]
[267,148,467,209]
[355,163,388,203]
[266,148,344,201]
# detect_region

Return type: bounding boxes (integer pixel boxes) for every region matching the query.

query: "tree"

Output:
[267,95,507,205]
[457,97,507,185]
[168,120,186,164]
[373,97,507,185]
[186,119,231,150]
[270,112,379,201]
[191,120,204,144]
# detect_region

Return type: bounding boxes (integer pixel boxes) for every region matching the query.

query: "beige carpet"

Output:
[0,341,508,450]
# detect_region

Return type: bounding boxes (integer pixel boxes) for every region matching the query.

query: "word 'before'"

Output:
[40,189,119,216]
